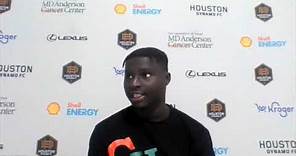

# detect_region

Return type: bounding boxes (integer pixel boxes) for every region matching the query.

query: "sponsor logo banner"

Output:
[190,4,228,16]
[255,64,273,85]
[0,0,11,14]
[255,3,272,22]
[257,36,286,48]
[168,32,213,48]
[258,140,296,154]
[66,102,98,117]
[62,61,82,84]
[207,99,226,122]
[255,102,294,118]
[47,102,98,117]
[114,4,127,14]
[0,30,17,44]
[47,34,87,42]
[41,0,86,14]
[36,135,58,156]
[113,67,125,76]
[132,4,161,15]
[240,36,252,48]
[114,3,161,15]
[240,36,287,48]
[0,96,16,115]
[0,64,33,78]
[185,70,226,78]
[47,102,61,115]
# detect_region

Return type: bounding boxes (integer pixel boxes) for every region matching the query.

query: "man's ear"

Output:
[165,72,171,85]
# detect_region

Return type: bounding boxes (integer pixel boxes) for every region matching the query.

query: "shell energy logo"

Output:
[114,4,127,14]
[47,102,61,115]
[240,36,252,48]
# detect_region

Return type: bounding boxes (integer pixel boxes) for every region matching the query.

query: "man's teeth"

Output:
[133,94,142,98]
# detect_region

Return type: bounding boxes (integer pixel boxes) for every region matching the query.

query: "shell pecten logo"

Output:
[240,36,252,48]
[47,102,61,115]
[114,4,127,14]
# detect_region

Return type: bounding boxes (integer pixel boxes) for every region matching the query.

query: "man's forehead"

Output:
[125,57,158,65]
[125,57,161,70]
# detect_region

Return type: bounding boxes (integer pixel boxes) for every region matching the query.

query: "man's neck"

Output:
[133,103,170,122]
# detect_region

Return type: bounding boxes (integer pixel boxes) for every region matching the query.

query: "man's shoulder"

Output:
[170,106,209,133]
[95,106,130,129]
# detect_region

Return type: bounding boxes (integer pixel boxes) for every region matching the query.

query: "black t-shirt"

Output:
[88,105,215,156]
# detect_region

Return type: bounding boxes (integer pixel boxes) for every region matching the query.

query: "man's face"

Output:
[124,57,170,109]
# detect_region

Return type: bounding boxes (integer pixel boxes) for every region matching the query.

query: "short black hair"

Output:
[122,47,168,71]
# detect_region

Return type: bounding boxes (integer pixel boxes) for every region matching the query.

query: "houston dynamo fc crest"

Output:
[0,0,11,14]
[36,135,58,156]
[118,29,137,50]
[255,64,273,85]
[207,99,226,122]
[62,61,82,84]
[255,3,273,22]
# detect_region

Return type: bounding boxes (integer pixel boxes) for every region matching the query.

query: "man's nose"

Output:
[131,77,141,87]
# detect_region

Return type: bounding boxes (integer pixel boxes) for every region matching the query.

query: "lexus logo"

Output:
[185,70,196,78]
[47,34,88,42]
[185,70,227,78]
[47,34,57,42]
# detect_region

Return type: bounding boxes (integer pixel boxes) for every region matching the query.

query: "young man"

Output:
[88,47,215,156]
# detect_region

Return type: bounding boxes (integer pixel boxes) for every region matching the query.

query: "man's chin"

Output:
[130,102,148,109]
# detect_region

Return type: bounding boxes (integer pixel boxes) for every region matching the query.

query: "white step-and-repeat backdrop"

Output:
[0,0,295,156]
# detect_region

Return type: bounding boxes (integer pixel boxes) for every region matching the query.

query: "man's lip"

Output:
[130,96,145,104]
[129,93,145,103]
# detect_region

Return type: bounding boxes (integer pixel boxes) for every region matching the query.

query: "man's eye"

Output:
[145,73,151,78]
[125,74,133,79]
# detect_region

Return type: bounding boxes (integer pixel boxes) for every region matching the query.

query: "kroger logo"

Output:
[113,67,125,76]
[255,102,294,117]
[0,30,17,44]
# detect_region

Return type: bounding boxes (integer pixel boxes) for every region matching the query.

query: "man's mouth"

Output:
[130,93,145,103]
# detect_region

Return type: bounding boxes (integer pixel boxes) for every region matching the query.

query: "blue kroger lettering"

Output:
[0,31,17,44]
[255,102,294,117]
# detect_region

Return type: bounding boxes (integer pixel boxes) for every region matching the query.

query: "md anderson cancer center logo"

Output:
[168,32,213,49]
[41,0,86,14]
[0,96,16,115]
